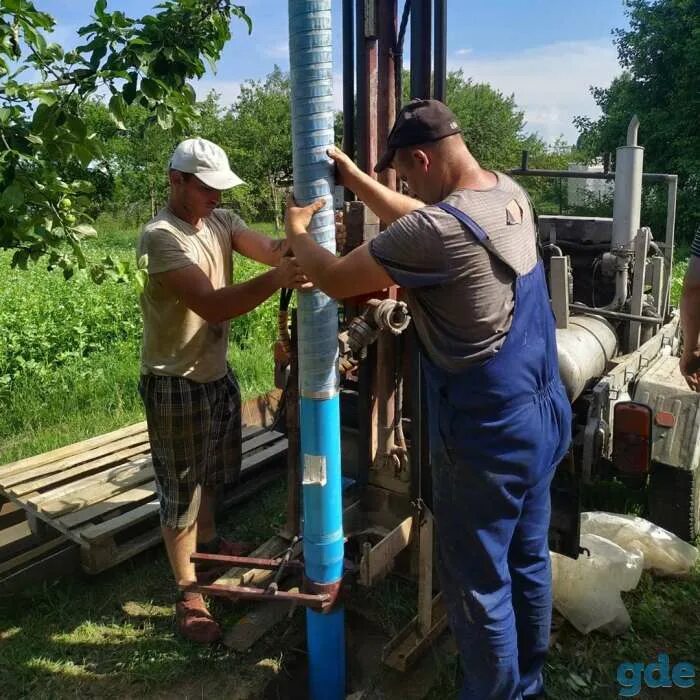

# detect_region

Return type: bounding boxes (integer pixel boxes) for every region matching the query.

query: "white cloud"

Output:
[193,79,242,108]
[455,48,473,57]
[264,41,289,59]
[449,39,621,145]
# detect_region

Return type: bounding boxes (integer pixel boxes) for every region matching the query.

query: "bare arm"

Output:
[233,228,288,266]
[155,258,305,324]
[285,197,393,299]
[291,235,393,299]
[680,256,700,390]
[329,147,423,225]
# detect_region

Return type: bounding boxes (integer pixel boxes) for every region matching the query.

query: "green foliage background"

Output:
[575,0,699,243]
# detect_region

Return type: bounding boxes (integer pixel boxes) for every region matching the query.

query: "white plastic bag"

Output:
[580,511,699,577]
[551,534,644,635]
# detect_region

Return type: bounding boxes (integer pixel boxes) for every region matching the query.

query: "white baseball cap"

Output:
[169,137,244,190]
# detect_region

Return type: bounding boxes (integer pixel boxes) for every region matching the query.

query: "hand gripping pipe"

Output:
[288,2,346,698]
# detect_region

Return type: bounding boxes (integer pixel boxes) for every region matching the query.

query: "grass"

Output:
[0,482,293,699]
[0,216,280,463]
[1,217,698,698]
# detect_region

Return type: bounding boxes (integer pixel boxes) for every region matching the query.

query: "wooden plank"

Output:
[8,443,152,497]
[223,468,284,508]
[242,430,283,455]
[224,589,299,651]
[34,465,154,518]
[242,424,268,440]
[0,432,150,488]
[0,497,25,529]
[81,527,163,575]
[383,594,448,673]
[78,500,160,542]
[0,520,34,559]
[29,439,282,515]
[59,437,284,532]
[1,422,265,486]
[359,515,413,586]
[6,429,275,497]
[217,534,299,588]
[27,454,151,509]
[0,536,66,576]
[0,543,80,595]
[56,482,158,531]
[240,440,288,474]
[0,422,147,477]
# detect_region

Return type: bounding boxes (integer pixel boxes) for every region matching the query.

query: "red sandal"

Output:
[175,595,222,644]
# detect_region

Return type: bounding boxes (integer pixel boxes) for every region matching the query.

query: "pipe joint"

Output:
[304,576,343,613]
[368,298,411,334]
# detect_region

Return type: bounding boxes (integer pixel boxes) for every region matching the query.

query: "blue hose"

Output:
[288,2,346,697]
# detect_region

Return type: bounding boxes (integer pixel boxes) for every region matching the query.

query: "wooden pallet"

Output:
[0,422,287,574]
[0,496,80,594]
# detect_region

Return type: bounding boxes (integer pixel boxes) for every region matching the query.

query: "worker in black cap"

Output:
[285,99,571,700]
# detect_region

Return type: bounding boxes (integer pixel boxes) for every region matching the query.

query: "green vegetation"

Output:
[1,211,697,698]
[575,0,699,244]
[0,215,278,463]
[0,0,251,274]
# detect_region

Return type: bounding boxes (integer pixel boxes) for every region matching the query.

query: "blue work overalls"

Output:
[423,202,572,699]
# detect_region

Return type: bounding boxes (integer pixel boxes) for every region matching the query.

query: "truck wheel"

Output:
[648,463,700,542]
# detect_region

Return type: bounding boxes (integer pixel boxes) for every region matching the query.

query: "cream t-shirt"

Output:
[137,207,247,383]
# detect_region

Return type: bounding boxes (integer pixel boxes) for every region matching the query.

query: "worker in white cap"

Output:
[136,138,308,643]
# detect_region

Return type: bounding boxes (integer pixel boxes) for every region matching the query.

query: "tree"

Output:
[0,0,251,278]
[575,0,700,242]
[228,66,293,229]
[446,70,527,171]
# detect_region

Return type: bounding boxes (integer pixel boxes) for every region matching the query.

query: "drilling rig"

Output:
[190,2,695,697]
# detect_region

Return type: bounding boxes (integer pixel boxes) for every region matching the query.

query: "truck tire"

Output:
[648,463,700,542]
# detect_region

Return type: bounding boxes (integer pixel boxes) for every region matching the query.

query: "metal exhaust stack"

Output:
[288,2,345,698]
[612,115,644,252]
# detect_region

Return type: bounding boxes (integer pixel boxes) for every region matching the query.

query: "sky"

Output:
[41,1,630,145]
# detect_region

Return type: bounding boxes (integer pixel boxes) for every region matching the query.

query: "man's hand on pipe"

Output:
[276,254,313,289]
[327,146,361,188]
[284,195,325,238]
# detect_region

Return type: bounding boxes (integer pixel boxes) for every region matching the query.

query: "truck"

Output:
[513,115,698,548]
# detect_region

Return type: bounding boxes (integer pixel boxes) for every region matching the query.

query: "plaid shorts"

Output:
[138,368,242,529]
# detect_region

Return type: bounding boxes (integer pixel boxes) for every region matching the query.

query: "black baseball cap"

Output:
[375,99,462,173]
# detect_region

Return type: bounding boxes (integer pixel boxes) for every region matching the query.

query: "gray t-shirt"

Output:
[370,172,538,372]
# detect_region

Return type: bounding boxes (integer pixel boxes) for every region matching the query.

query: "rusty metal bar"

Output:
[190,552,305,571]
[377,0,397,190]
[185,582,330,611]
[343,0,356,164]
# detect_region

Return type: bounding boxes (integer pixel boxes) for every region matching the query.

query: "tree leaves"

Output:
[108,93,127,130]
[575,0,700,242]
[0,1,252,278]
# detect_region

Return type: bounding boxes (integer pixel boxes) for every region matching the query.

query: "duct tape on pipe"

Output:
[303,454,327,487]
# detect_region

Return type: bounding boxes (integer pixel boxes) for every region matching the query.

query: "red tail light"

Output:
[613,401,652,477]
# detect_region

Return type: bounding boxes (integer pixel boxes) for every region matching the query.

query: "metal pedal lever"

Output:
[183,581,333,612]
[189,552,305,572]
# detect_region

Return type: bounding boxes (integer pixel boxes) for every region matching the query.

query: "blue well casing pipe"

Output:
[288,2,346,698]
